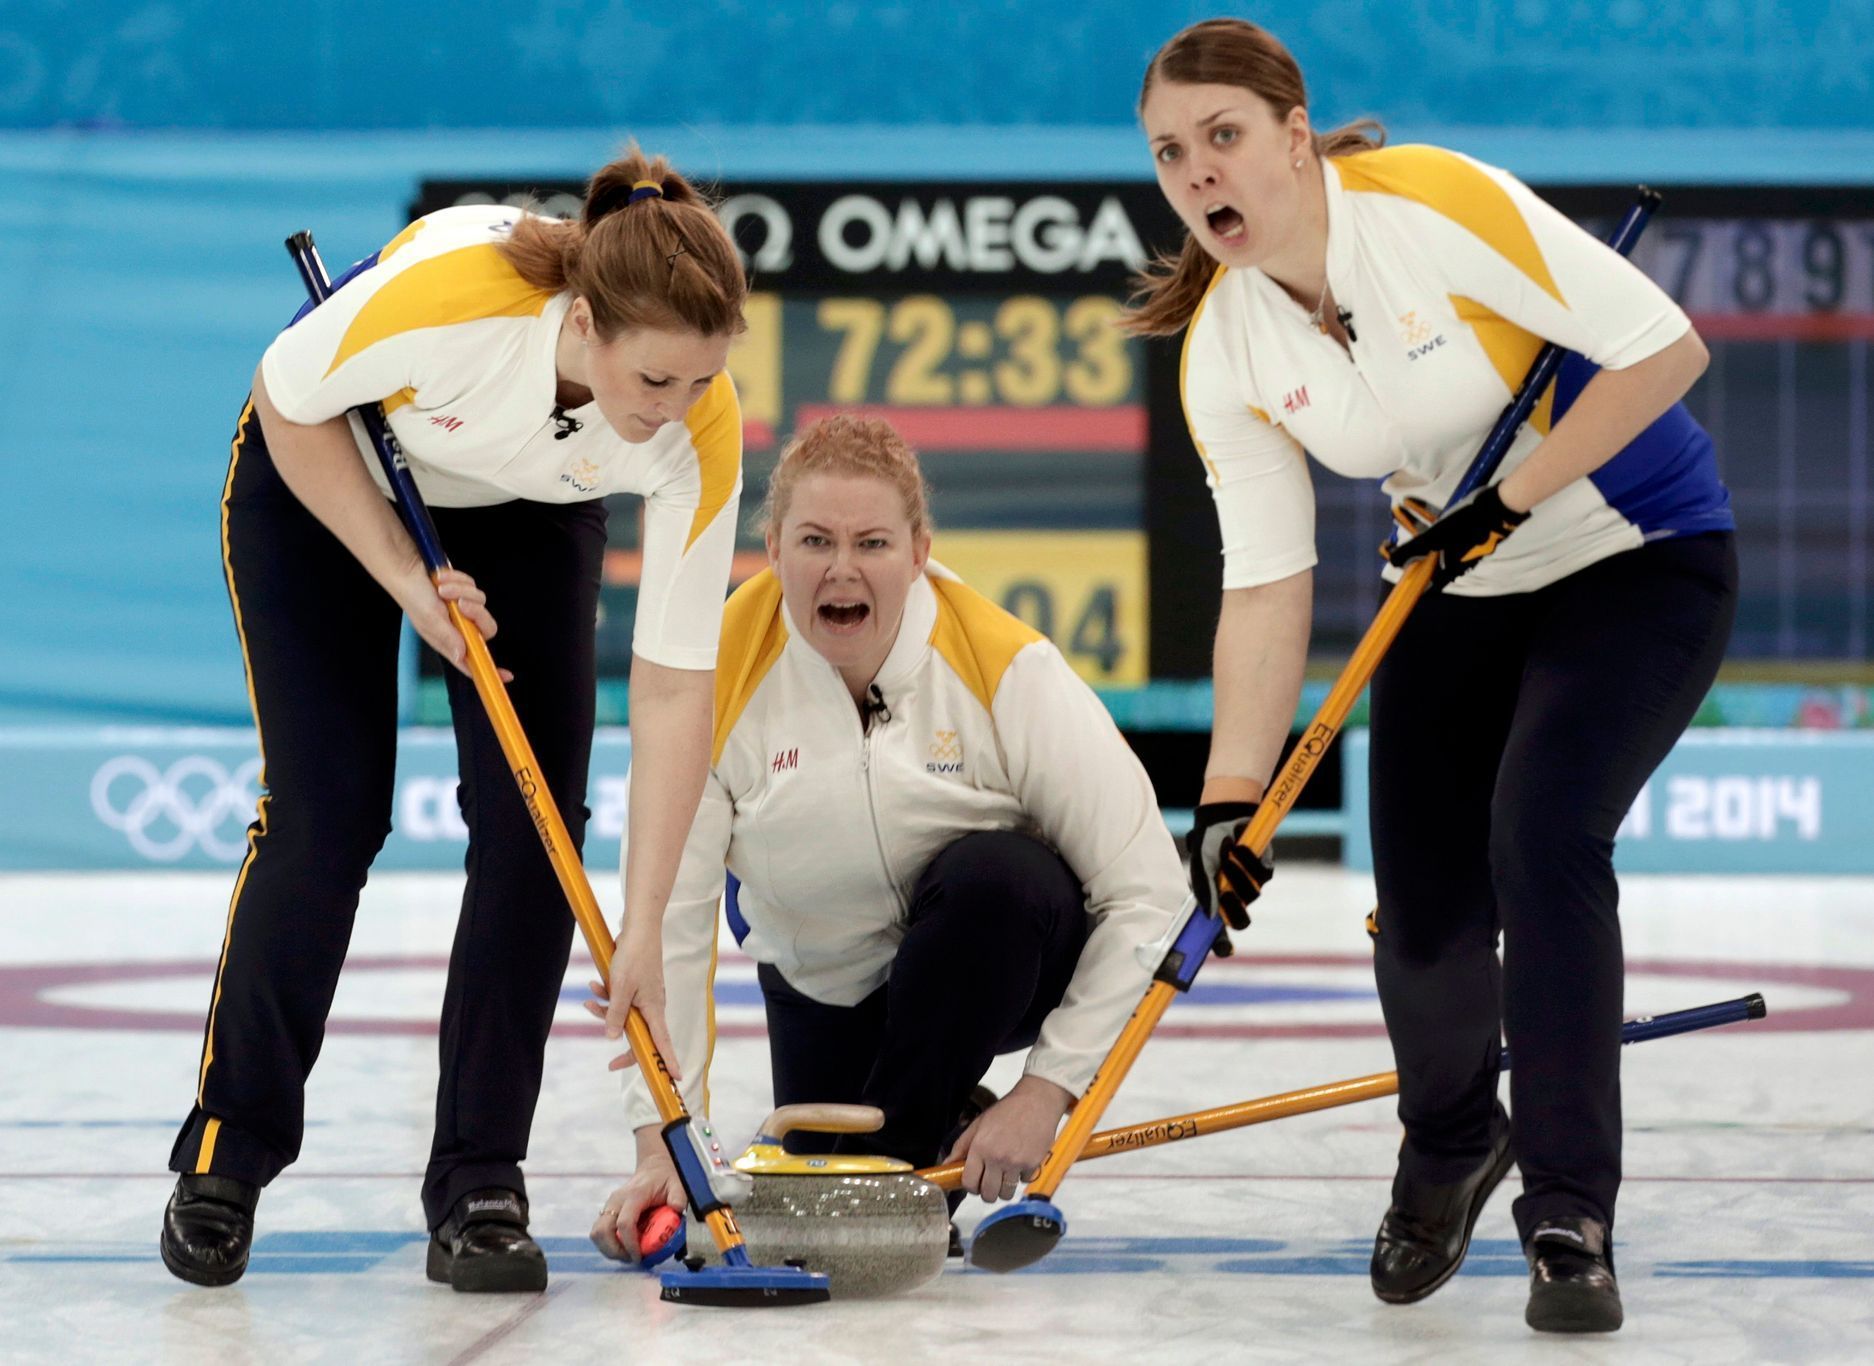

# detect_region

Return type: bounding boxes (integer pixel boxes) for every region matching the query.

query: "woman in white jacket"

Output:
[589,414,1189,1256]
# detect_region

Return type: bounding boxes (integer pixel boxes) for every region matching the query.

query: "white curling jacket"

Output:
[620,563,1186,1131]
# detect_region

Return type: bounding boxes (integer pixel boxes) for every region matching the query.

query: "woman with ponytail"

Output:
[162,146,747,1294]
[1134,19,1735,1335]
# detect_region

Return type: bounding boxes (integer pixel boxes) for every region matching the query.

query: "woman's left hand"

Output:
[945,1075,1075,1203]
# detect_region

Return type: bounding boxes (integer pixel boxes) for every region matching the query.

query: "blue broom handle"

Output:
[283,230,453,576]
[1503,991,1765,1070]
[1446,186,1664,510]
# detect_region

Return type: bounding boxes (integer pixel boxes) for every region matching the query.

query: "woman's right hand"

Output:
[398,564,512,681]
[590,1146,688,1262]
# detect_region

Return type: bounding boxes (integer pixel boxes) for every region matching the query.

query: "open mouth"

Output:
[817,602,870,632]
[1205,203,1246,244]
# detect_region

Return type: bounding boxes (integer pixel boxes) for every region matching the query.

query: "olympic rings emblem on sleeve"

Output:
[89,755,264,862]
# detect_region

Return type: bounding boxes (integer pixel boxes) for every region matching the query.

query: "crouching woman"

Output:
[591,414,1191,1254]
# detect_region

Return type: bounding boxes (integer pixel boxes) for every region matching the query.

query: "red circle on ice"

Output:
[0,953,1866,1036]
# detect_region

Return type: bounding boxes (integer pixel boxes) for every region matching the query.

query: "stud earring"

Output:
[1294,158,1303,169]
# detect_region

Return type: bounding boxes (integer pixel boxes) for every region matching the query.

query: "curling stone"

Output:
[683,1104,950,1298]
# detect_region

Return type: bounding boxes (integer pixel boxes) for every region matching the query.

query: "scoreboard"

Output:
[410,176,1872,715]
[410,179,1182,709]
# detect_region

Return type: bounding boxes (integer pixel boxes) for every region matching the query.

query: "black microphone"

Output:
[550,405,583,439]
[862,684,892,726]
[1337,306,1358,342]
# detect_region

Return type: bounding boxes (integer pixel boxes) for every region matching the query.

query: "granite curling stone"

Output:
[683,1173,950,1298]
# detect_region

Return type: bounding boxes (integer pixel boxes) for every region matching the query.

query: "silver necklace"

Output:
[1307,275,1331,332]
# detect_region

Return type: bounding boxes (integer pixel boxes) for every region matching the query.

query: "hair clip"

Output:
[666,243,688,269]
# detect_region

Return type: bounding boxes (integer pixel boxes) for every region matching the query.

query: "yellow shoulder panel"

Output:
[1448,293,1556,434]
[928,575,1045,715]
[711,569,787,765]
[682,371,744,552]
[378,218,428,262]
[322,243,552,379]
[1178,264,1233,483]
[1335,146,1566,310]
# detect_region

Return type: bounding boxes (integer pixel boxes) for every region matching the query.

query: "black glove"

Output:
[1187,802,1274,944]
[1384,484,1530,590]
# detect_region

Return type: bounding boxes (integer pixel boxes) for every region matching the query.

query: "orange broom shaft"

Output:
[925,989,1765,1193]
[1015,556,1434,1201]
[1021,983,1176,1197]
[448,598,748,1256]
[920,1070,1399,1194]
[1245,555,1433,851]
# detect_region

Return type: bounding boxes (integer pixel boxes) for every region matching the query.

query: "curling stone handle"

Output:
[756,1103,886,1142]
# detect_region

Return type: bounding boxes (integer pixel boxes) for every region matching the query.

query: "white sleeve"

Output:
[1441,156,1692,370]
[631,372,744,670]
[1183,310,1317,590]
[258,236,504,425]
[992,643,1185,1096]
[620,767,734,1132]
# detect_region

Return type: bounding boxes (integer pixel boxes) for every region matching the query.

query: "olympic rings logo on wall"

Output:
[89,755,262,862]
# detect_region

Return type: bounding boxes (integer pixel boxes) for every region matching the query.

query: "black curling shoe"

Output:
[161,1173,259,1287]
[1370,1105,1515,1304]
[426,1188,547,1293]
[1525,1217,1622,1333]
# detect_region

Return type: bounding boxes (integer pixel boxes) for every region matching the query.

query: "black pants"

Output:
[169,402,607,1228]
[1369,533,1736,1241]
[756,830,1091,1169]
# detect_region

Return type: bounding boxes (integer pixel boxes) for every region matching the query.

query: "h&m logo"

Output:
[927,730,963,774]
[1399,311,1447,361]
[771,748,799,774]
[1281,386,1310,415]
[428,414,464,432]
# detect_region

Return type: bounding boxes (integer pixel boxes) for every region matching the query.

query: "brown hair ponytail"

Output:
[1120,19,1384,338]
[498,142,747,338]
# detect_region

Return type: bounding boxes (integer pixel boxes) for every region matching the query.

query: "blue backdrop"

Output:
[4,1,1871,129]
[2,1,1871,728]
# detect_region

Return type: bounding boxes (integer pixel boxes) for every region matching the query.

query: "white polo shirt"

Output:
[1181,144,1731,596]
[259,204,743,668]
